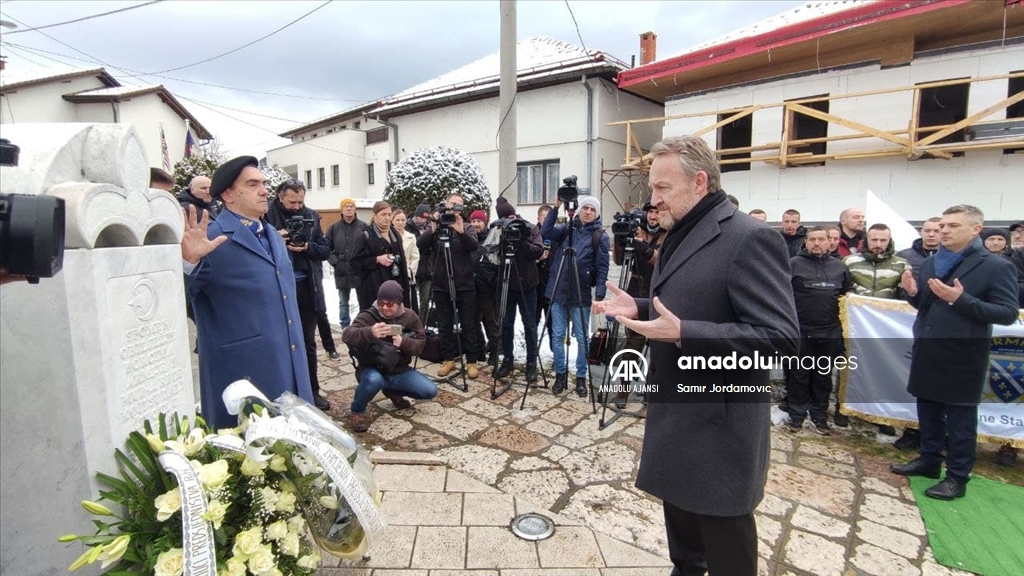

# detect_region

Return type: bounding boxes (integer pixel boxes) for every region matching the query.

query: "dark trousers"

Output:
[316,309,337,354]
[501,287,538,364]
[296,279,320,397]
[917,398,978,483]
[664,501,758,576]
[786,330,841,424]
[434,288,483,362]
[478,287,499,360]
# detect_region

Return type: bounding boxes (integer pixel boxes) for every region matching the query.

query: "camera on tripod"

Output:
[557,175,579,211]
[0,138,66,284]
[611,208,645,240]
[498,217,528,255]
[435,202,464,227]
[284,214,313,247]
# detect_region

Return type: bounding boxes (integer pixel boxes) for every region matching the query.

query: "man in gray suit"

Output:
[595,135,799,575]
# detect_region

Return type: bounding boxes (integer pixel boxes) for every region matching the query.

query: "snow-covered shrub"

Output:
[384,146,491,215]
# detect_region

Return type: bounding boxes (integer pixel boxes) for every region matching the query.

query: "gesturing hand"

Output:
[617,297,682,343]
[592,282,638,319]
[181,206,227,264]
[928,277,964,305]
[901,269,917,297]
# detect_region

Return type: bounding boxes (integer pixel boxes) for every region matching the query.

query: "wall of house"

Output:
[662,43,1024,222]
[0,76,105,125]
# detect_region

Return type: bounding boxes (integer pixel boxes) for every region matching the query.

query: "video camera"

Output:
[435,202,464,227]
[284,214,314,247]
[557,175,579,210]
[498,217,528,256]
[611,208,645,239]
[0,139,66,284]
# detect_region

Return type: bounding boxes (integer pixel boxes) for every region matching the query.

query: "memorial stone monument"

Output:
[0,123,195,575]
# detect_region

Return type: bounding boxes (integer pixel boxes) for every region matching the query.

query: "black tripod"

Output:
[491,225,549,407]
[534,205,595,410]
[414,225,469,392]
[597,237,649,429]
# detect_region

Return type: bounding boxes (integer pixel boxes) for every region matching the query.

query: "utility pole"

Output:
[498,0,516,203]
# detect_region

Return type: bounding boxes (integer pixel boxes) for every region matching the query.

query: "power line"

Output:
[2,40,372,102]
[0,12,137,78]
[3,1,164,35]
[176,94,302,124]
[563,0,589,55]
[131,0,331,77]
[1,43,51,68]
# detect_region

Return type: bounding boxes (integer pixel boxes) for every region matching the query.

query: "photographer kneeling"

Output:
[342,280,438,432]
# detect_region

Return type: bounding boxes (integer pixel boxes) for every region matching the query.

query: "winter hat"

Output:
[980,227,1010,243]
[579,196,601,214]
[415,203,431,218]
[377,280,403,304]
[1009,222,1024,233]
[340,198,355,209]
[470,210,487,222]
[496,197,516,219]
[210,155,259,198]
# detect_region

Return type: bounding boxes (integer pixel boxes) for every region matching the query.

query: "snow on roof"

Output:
[0,66,115,90]
[67,84,161,98]
[665,0,875,60]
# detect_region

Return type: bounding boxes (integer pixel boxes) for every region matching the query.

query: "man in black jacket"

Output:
[492,200,545,383]
[417,193,482,379]
[780,209,807,257]
[785,227,853,435]
[898,218,941,283]
[176,175,221,218]
[325,198,367,328]
[891,205,1019,500]
[266,180,332,410]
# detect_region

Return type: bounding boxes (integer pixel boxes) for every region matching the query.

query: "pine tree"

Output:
[383,146,491,215]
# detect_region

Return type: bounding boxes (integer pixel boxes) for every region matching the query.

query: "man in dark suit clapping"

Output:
[594,135,799,576]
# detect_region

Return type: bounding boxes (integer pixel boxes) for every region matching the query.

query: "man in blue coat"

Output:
[181,156,313,429]
[891,204,1019,500]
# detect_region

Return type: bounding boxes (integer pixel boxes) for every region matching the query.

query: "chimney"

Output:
[640,31,657,66]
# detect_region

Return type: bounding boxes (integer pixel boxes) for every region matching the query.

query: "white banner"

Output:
[840,294,1024,447]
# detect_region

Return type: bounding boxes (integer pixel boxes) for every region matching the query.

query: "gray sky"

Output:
[0,0,804,157]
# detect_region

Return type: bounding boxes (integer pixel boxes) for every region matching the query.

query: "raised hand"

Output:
[181,206,227,264]
[592,281,638,320]
[617,297,682,343]
[901,269,917,297]
[928,277,964,305]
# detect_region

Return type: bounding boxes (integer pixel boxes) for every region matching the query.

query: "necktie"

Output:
[247,220,273,256]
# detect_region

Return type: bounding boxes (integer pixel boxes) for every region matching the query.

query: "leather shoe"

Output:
[349,411,369,433]
[524,363,538,383]
[383,391,412,410]
[314,394,331,411]
[575,376,588,398]
[328,350,341,360]
[925,477,966,500]
[494,360,514,379]
[552,373,567,395]
[890,458,941,479]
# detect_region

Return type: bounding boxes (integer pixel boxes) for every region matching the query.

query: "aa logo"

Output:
[608,349,648,382]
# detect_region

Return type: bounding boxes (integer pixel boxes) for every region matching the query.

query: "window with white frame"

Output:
[516,160,560,205]
[304,170,313,189]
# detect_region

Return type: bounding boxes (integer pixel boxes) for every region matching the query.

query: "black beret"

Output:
[210,155,259,198]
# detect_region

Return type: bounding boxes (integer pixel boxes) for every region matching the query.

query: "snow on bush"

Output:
[384,146,491,215]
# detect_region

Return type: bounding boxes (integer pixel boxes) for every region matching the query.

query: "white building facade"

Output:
[266,37,664,223]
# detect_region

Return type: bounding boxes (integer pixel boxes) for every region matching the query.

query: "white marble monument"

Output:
[0,123,194,575]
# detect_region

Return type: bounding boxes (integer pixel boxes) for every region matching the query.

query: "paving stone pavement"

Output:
[308,337,977,575]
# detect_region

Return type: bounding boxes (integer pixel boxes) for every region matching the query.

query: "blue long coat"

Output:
[186,209,313,429]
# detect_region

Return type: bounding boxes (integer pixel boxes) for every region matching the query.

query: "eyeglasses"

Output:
[378,300,398,308]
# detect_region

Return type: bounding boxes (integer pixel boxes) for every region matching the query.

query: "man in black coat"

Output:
[595,135,799,576]
[780,208,807,257]
[785,227,852,434]
[325,198,367,328]
[891,205,1019,500]
[266,180,333,410]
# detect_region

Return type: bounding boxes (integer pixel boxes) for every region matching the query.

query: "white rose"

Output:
[231,527,263,558]
[279,531,301,557]
[202,499,229,529]
[246,544,276,575]
[197,459,230,491]
[268,454,288,472]
[319,495,338,510]
[265,520,288,541]
[154,488,182,522]
[296,550,322,569]
[287,514,306,534]
[154,547,184,576]
[240,457,266,477]
[274,491,296,514]
[224,556,247,576]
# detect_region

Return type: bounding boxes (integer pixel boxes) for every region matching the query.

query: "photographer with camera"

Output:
[469,209,500,365]
[266,179,333,411]
[541,188,610,397]
[492,199,545,383]
[349,201,411,312]
[416,192,483,379]
[342,280,438,432]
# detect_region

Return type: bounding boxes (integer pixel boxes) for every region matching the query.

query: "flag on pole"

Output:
[184,121,194,159]
[159,122,171,172]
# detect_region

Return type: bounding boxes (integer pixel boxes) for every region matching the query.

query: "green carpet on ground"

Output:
[909,475,1024,576]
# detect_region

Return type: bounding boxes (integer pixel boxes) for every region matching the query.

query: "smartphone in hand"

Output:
[389,324,403,337]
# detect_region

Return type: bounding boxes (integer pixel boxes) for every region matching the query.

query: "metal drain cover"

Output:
[510,512,555,541]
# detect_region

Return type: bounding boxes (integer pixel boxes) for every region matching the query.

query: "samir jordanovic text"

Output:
[676,351,858,376]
